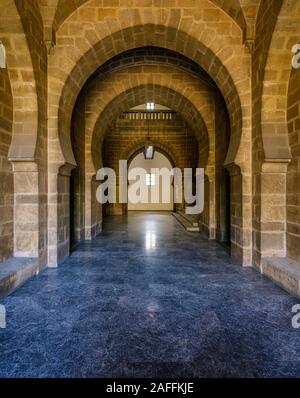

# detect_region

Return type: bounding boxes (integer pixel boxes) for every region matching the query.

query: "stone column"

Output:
[207,173,216,240]
[225,163,251,266]
[85,173,94,239]
[85,173,103,239]
[257,160,290,260]
[48,163,74,267]
[12,161,39,258]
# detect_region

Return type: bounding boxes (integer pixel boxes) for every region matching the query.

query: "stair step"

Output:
[0,257,42,299]
[178,210,199,227]
[173,212,200,232]
[260,257,300,298]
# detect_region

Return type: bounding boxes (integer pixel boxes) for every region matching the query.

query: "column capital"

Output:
[59,162,76,177]
[10,160,38,173]
[224,162,241,177]
[261,159,291,173]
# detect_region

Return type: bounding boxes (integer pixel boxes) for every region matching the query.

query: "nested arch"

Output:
[57,25,243,166]
[260,0,300,160]
[48,1,250,266]
[0,0,39,160]
[87,46,217,89]
[90,84,209,173]
[49,8,247,169]
[126,144,177,170]
[83,63,215,173]
[53,0,247,37]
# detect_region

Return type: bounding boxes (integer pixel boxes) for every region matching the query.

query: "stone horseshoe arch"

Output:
[49,14,247,170]
[261,0,300,161]
[83,64,215,174]
[0,0,38,161]
[126,143,178,171]
[52,0,247,38]
[89,84,210,172]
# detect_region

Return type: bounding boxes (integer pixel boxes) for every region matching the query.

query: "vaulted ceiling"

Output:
[37,0,262,45]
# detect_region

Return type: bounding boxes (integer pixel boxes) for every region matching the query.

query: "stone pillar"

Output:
[48,168,58,267]
[85,173,93,240]
[257,160,289,261]
[48,163,74,267]
[225,163,251,266]
[92,174,103,235]
[207,174,216,240]
[85,173,103,239]
[12,161,39,258]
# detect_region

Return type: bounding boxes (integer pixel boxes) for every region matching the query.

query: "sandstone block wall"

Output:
[0,69,13,262]
[0,0,299,278]
[102,112,198,215]
[287,67,300,262]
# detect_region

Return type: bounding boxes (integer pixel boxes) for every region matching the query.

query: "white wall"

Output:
[128,152,174,211]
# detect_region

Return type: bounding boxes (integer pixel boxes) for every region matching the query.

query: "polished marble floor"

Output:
[0,212,300,378]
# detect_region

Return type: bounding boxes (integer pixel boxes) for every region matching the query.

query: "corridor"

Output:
[0,213,299,378]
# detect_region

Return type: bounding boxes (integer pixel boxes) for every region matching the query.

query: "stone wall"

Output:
[0,68,13,262]
[102,112,198,215]
[287,67,300,261]
[0,0,299,278]
[45,0,250,266]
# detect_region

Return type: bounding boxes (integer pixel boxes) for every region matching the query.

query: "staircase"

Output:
[172,210,200,232]
[260,257,300,298]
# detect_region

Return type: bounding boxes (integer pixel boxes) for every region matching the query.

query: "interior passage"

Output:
[0,213,299,378]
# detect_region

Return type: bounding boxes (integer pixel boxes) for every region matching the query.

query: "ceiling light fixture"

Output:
[144,106,155,160]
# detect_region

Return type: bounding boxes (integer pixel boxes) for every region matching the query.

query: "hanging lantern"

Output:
[144,105,155,159]
[144,141,154,159]
[0,41,6,69]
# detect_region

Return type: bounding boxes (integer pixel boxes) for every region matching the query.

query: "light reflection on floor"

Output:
[0,212,299,378]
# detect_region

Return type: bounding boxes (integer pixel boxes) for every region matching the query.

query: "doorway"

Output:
[128,151,174,212]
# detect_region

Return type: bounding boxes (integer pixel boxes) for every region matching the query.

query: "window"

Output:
[146,102,155,110]
[146,173,156,186]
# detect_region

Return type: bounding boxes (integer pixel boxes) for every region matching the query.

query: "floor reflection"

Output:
[145,231,156,250]
[0,212,299,378]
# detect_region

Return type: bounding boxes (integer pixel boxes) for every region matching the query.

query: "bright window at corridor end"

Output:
[146,173,156,186]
